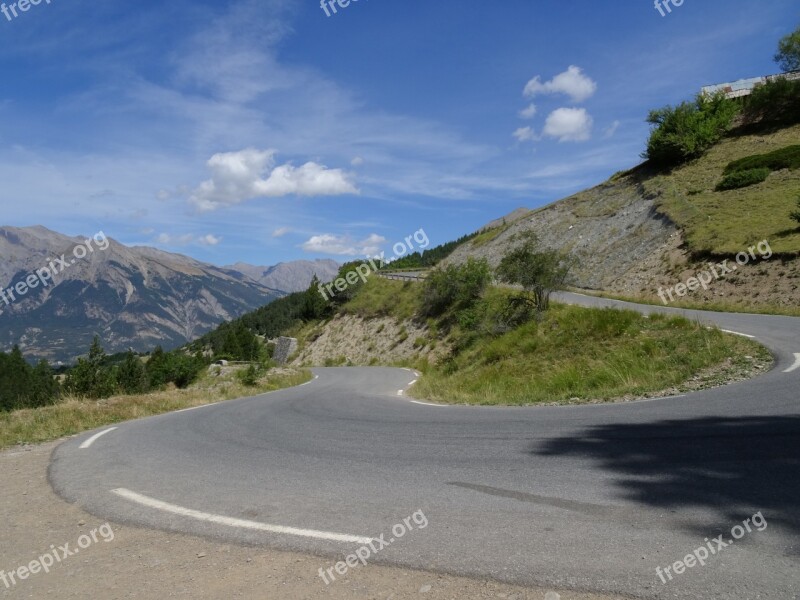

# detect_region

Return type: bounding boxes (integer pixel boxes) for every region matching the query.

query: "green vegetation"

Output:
[0,347,59,411]
[419,258,491,318]
[0,367,311,450]
[645,124,800,255]
[724,145,800,174]
[383,231,481,270]
[775,25,800,72]
[496,232,573,317]
[715,167,772,191]
[791,195,800,227]
[412,289,768,406]
[644,92,739,168]
[742,77,800,127]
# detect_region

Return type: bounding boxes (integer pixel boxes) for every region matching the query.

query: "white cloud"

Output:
[301,233,386,257]
[512,126,537,142]
[189,148,358,212]
[272,227,291,238]
[155,233,221,246]
[351,156,364,166]
[519,103,537,119]
[524,66,597,103]
[543,108,594,142]
[199,234,222,246]
[603,120,621,139]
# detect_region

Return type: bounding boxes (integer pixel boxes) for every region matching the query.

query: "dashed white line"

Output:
[784,353,800,374]
[79,427,118,449]
[111,488,373,544]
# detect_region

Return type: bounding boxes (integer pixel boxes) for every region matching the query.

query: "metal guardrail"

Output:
[378,272,427,282]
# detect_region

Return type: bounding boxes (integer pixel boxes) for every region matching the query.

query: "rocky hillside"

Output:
[0,227,307,363]
[445,124,800,311]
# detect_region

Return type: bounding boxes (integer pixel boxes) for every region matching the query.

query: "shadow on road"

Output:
[533,415,800,543]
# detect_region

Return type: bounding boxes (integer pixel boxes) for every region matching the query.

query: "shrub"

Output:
[238,364,260,387]
[791,196,800,227]
[420,258,492,318]
[724,145,800,174]
[742,78,800,126]
[716,167,772,191]
[496,232,574,316]
[644,92,739,167]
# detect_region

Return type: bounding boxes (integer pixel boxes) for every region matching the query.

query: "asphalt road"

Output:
[49,293,800,599]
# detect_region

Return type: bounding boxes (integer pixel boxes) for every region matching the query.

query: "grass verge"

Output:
[0,367,312,450]
[410,289,771,406]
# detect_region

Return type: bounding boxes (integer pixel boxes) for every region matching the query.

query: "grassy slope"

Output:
[0,368,311,450]
[646,124,800,256]
[304,278,769,406]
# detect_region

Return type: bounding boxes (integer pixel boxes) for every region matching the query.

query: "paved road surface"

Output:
[50,294,800,599]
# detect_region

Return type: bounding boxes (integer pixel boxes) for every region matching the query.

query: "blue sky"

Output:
[0,0,797,266]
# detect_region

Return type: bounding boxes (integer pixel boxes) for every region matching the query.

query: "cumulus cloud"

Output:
[519,103,537,119]
[188,148,358,212]
[512,126,537,142]
[543,108,594,142]
[524,66,597,103]
[301,233,386,257]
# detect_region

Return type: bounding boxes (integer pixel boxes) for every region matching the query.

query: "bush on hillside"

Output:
[643,93,739,168]
[791,196,800,228]
[724,144,800,174]
[716,167,772,191]
[741,78,800,127]
[495,232,574,318]
[420,258,491,318]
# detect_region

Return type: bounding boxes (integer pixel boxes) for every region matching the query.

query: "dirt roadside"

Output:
[0,441,628,600]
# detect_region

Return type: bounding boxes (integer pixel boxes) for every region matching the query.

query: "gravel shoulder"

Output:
[1,440,625,600]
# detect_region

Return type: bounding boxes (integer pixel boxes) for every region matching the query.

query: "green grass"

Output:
[724,144,800,174]
[339,276,420,321]
[471,224,509,248]
[647,124,800,255]
[411,289,769,406]
[0,367,312,450]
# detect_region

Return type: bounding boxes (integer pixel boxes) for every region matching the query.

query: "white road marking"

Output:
[784,353,800,374]
[410,400,447,407]
[111,488,373,544]
[299,375,319,387]
[79,427,118,449]
[720,329,756,339]
[175,403,220,414]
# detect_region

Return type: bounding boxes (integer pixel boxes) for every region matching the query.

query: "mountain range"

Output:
[0,226,339,363]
